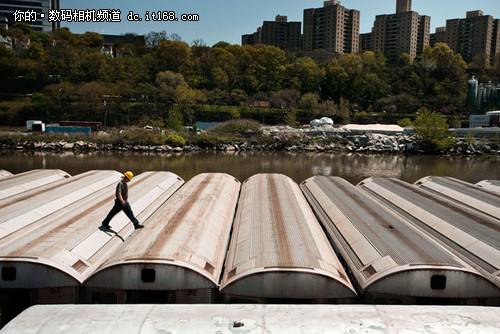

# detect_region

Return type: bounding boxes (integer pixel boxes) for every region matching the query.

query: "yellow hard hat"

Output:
[124,171,133,180]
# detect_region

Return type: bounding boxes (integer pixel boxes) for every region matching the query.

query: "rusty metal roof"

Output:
[301,176,500,298]
[476,180,500,195]
[0,171,183,288]
[0,169,71,200]
[221,173,356,299]
[415,176,500,220]
[358,177,500,289]
[3,304,500,333]
[0,170,12,178]
[86,173,240,290]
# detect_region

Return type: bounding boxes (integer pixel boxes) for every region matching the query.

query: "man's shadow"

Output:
[98,226,125,242]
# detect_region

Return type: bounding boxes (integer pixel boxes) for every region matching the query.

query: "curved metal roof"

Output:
[4,304,500,333]
[415,176,500,219]
[0,170,13,178]
[221,174,356,299]
[0,170,122,241]
[301,176,499,298]
[358,177,500,290]
[86,173,240,290]
[476,180,500,195]
[0,171,184,288]
[0,169,70,200]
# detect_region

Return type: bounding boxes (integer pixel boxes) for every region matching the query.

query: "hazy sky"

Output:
[60,0,500,46]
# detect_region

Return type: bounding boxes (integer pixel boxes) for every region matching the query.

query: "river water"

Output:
[1,150,499,185]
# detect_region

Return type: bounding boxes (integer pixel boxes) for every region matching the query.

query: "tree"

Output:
[321,58,348,103]
[78,32,104,49]
[76,81,107,121]
[145,31,168,48]
[42,81,77,119]
[270,89,300,110]
[413,107,454,152]
[251,45,285,92]
[284,57,324,93]
[298,93,319,111]
[154,40,190,73]
[175,86,205,124]
[79,53,111,82]
[11,23,33,36]
[31,92,55,122]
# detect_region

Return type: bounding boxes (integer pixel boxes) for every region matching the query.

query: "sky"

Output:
[60,0,500,46]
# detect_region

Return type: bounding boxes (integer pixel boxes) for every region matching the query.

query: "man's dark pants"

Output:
[102,200,140,226]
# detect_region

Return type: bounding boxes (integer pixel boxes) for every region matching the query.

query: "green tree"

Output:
[298,93,319,111]
[78,32,104,50]
[31,92,55,122]
[284,57,324,94]
[76,81,107,121]
[413,107,455,152]
[321,58,348,103]
[251,45,285,92]
[154,40,190,73]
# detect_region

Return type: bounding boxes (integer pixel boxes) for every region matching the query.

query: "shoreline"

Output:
[2,132,499,156]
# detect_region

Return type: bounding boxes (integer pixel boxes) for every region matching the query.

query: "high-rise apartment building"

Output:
[242,27,262,46]
[303,1,360,54]
[444,11,500,65]
[369,0,429,60]
[261,15,302,51]
[430,27,446,47]
[242,15,301,52]
[396,0,412,14]
[0,0,60,32]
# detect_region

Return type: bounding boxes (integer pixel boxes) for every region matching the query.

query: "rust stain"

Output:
[324,177,453,264]
[268,174,293,266]
[147,174,215,256]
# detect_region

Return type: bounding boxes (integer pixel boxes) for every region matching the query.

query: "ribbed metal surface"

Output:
[86,173,240,291]
[358,177,500,289]
[174,288,216,303]
[301,176,499,298]
[476,180,500,195]
[0,169,71,200]
[0,171,184,288]
[221,174,355,300]
[35,287,78,304]
[415,176,500,220]
[0,170,123,240]
[0,170,13,178]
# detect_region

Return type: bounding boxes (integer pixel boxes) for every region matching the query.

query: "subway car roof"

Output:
[0,169,71,200]
[86,173,240,290]
[221,174,356,300]
[301,176,500,298]
[358,177,500,289]
[0,170,13,178]
[415,176,500,219]
[0,170,123,240]
[0,171,183,288]
[476,179,500,195]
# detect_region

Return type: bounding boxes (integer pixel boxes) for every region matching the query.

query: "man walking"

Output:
[101,171,144,230]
